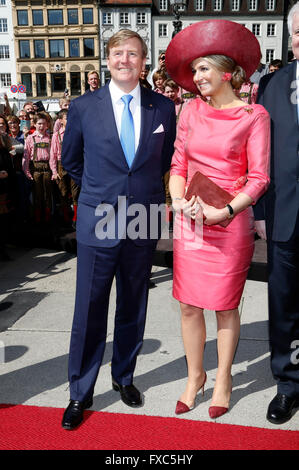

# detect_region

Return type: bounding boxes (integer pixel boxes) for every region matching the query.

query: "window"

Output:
[103,40,108,59]
[248,0,258,10]
[70,72,81,95]
[0,45,9,59]
[195,0,205,11]
[159,24,168,37]
[266,49,274,63]
[159,0,168,10]
[21,73,32,96]
[68,9,78,25]
[213,0,222,11]
[267,23,276,36]
[69,39,80,57]
[49,39,65,57]
[34,40,45,58]
[231,0,240,11]
[32,10,43,26]
[120,12,129,25]
[137,12,147,24]
[51,73,66,93]
[102,12,112,25]
[0,18,7,32]
[48,10,63,25]
[19,40,30,58]
[17,10,28,26]
[266,0,275,11]
[83,8,93,24]
[83,38,94,57]
[252,24,261,36]
[0,73,11,87]
[36,73,47,96]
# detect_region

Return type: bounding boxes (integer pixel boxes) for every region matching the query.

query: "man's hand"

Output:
[254,220,267,240]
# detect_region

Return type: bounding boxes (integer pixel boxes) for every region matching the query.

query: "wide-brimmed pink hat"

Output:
[165,19,261,95]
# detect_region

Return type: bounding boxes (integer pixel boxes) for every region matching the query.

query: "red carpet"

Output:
[0,404,298,450]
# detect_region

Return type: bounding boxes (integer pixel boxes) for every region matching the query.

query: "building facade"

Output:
[99,0,152,84]
[0,0,17,105]
[1,0,294,103]
[11,0,100,100]
[152,0,291,70]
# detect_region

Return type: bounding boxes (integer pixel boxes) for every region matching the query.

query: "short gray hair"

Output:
[288,1,299,35]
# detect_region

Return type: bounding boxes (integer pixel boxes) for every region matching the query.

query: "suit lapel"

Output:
[131,87,156,170]
[94,85,157,169]
[94,85,129,168]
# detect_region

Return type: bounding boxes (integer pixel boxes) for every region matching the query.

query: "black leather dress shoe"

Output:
[267,393,298,424]
[112,378,142,407]
[62,399,93,430]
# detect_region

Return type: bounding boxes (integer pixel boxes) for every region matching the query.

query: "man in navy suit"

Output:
[61,29,176,429]
[255,3,299,424]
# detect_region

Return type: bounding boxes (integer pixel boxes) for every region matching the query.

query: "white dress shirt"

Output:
[109,79,141,152]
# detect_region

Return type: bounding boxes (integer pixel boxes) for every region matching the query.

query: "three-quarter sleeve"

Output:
[170,106,189,179]
[49,132,59,178]
[241,111,270,204]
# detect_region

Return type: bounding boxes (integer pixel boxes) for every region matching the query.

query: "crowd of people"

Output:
[0,97,78,260]
[0,45,284,263]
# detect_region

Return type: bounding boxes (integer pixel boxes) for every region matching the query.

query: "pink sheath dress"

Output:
[170,98,270,311]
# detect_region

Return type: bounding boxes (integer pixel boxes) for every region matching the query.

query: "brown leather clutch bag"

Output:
[185,171,233,227]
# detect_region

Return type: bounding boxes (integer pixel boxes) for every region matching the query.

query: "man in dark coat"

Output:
[254,2,299,424]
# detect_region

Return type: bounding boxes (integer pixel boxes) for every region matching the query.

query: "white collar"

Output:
[109,79,140,104]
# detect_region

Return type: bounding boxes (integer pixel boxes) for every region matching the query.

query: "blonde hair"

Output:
[153,70,167,83]
[106,29,147,59]
[202,55,246,90]
[87,70,99,79]
[59,97,71,107]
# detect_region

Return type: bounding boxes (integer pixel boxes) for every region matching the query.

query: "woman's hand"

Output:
[172,195,202,220]
[196,196,229,225]
[25,172,33,181]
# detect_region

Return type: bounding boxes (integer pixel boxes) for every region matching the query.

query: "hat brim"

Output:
[165,20,261,95]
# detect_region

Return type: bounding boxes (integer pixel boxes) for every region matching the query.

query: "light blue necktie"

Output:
[120,94,135,167]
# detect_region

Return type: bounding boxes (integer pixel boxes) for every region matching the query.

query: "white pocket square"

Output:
[153,124,164,134]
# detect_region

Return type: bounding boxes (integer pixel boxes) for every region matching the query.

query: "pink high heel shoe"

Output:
[175,372,207,415]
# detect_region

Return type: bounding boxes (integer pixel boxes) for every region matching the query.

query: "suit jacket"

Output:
[61,83,176,247]
[254,61,299,242]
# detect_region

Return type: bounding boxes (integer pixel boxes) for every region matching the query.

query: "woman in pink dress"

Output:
[166,20,270,419]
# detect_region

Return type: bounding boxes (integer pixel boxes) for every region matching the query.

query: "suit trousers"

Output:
[267,227,299,397]
[68,238,156,402]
